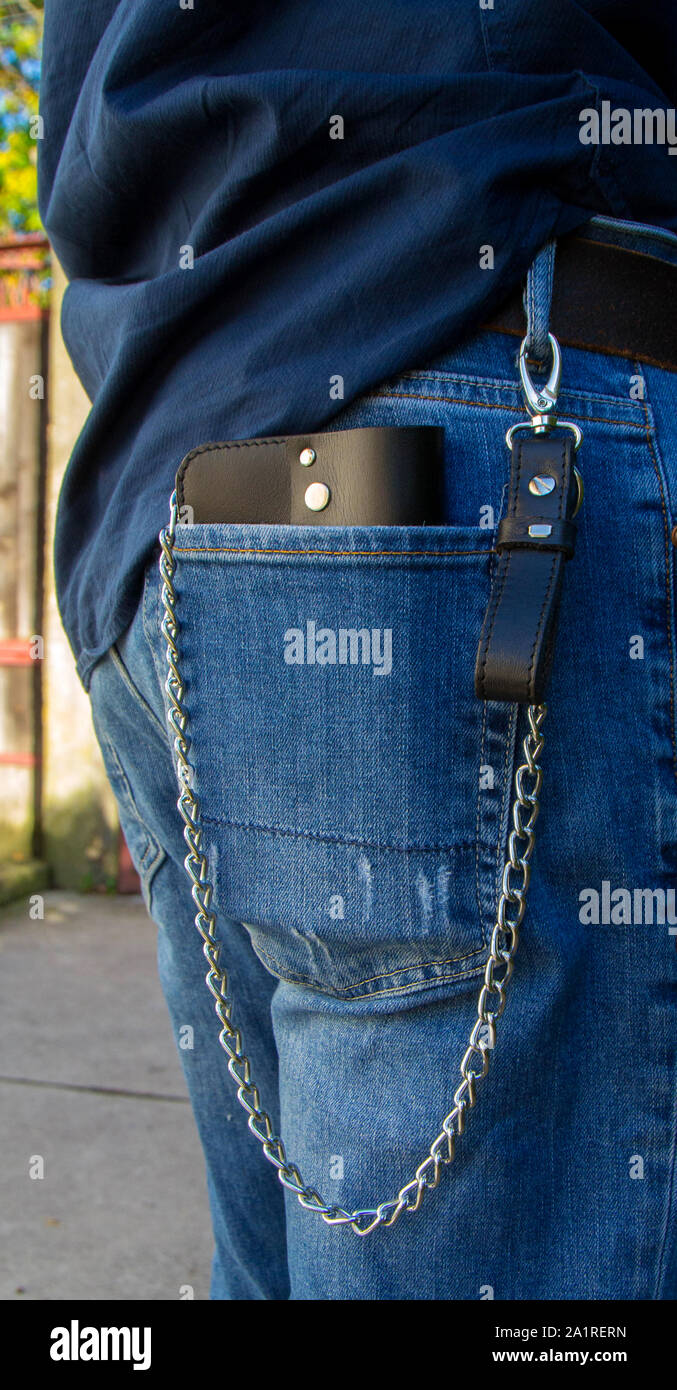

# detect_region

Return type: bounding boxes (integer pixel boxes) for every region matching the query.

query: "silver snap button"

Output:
[299,447,316,467]
[529,474,556,496]
[529,523,552,538]
[304,482,330,511]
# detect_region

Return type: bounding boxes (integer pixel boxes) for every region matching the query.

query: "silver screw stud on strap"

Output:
[159,493,547,1235]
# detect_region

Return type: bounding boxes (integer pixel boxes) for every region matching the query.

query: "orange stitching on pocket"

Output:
[173,546,497,557]
[250,936,486,996]
[372,389,648,429]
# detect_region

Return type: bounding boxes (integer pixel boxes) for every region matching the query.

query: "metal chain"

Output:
[158,490,547,1236]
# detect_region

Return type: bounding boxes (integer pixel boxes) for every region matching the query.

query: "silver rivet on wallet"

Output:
[304,482,330,511]
[299,447,316,467]
[529,474,556,496]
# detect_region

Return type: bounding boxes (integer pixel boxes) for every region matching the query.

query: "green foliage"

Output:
[0,12,43,234]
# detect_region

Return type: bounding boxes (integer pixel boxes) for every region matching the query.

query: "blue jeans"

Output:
[89,220,677,1300]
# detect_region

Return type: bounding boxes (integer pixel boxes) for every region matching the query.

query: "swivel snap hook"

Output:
[519,331,561,432]
[506,331,583,454]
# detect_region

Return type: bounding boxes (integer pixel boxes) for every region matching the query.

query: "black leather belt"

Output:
[483,233,677,372]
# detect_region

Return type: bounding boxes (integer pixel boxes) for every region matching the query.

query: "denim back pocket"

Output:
[171,520,517,1003]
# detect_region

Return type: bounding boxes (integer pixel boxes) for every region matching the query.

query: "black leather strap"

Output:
[176,426,444,527]
[474,433,579,704]
[496,515,577,557]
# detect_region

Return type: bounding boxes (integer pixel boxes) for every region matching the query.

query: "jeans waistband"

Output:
[585,214,677,267]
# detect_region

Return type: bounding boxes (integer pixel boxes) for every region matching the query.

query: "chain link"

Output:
[159,490,547,1235]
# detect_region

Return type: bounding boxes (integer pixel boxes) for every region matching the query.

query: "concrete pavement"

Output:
[0,891,213,1300]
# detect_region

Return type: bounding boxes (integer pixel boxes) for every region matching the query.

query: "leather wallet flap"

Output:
[175,426,444,526]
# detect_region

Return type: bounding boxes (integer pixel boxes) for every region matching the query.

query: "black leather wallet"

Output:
[176,426,444,526]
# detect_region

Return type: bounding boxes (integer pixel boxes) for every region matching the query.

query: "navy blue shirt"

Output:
[38,0,677,687]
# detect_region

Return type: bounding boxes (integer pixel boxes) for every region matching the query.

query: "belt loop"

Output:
[523,239,556,366]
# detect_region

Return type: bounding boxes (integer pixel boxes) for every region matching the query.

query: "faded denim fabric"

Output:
[89,221,677,1300]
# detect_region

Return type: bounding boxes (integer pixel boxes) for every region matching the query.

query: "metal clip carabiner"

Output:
[505,331,584,516]
[519,332,561,433]
[506,331,583,457]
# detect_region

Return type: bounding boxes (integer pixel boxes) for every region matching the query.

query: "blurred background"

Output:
[0,0,136,904]
[0,3,212,1301]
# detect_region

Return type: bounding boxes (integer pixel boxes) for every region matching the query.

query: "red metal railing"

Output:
[0,640,37,767]
[0,232,49,321]
[0,637,34,666]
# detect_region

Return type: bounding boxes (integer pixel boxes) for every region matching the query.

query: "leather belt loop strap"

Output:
[523,239,556,366]
[474,432,579,704]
